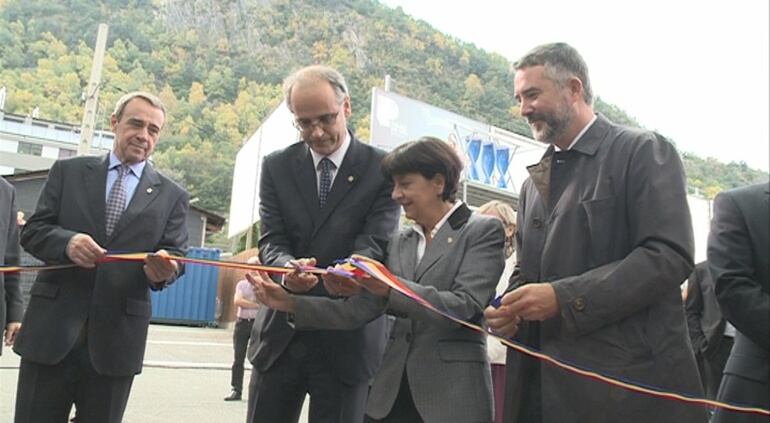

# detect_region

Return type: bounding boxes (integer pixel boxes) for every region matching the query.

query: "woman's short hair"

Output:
[381,136,463,202]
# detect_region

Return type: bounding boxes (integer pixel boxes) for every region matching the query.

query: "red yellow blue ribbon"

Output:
[0,252,325,275]
[346,254,770,418]
[4,252,769,417]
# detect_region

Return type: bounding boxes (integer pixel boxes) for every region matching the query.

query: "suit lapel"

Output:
[84,155,108,242]
[312,138,365,237]
[414,204,471,280]
[108,162,161,241]
[290,145,320,226]
[527,151,552,210]
[398,229,419,281]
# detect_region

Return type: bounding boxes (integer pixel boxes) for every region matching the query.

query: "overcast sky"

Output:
[380,0,769,172]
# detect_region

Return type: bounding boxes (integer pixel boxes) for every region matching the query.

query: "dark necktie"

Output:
[105,164,129,237]
[318,158,335,208]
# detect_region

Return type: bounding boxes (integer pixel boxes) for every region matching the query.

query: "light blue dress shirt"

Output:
[105,152,146,209]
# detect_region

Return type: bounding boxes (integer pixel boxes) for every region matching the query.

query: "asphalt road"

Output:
[0,323,309,422]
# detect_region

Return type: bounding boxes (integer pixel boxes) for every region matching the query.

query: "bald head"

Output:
[283,65,349,112]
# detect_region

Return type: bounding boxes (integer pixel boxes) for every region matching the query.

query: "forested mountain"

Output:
[1,0,766,215]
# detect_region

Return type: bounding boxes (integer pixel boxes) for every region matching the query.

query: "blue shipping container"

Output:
[151,247,221,326]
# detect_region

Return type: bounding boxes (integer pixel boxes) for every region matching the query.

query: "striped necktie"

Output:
[318,158,335,208]
[105,164,129,237]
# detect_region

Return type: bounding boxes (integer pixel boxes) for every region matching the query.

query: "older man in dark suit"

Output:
[245,65,400,423]
[484,43,706,422]
[13,92,189,423]
[1,177,22,354]
[708,182,770,423]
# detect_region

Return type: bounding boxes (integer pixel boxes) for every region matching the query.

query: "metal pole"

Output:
[78,23,109,156]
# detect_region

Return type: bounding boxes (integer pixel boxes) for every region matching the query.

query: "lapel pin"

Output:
[347,175,354,183]
[146,188,153,194]
[447,237,453,243]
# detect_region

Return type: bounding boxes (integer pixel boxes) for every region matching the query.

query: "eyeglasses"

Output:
[293,111,340,131]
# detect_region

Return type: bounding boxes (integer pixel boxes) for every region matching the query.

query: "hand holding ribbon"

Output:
[283,258,320,293]
[247,271,295,313]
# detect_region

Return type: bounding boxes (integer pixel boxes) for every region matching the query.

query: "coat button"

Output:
[533,218,543,228]
[573,297,586,311]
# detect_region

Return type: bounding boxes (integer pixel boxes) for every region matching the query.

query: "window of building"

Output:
[58,148,76,158]
[17,141,42,156]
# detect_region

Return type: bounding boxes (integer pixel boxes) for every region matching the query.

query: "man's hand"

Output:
[4,322,21,346]
[323,266,363,297]
[484,283,558,338]
[66,233,106,268]
[501,283,559,322]
[484,303,522,338]
[247,272,296,313]
[144,250,179,283]
[283,258,320,293]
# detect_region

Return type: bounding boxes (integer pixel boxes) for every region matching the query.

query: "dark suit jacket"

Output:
[248,134,400,384]
[505,115,706,423]
[685,261,727,358]
[15,155,189,376]
[708,182,770,417]
[0,177,22,355]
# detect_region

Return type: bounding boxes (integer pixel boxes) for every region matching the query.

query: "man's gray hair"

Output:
[514,42,593,105]
[113,91,166,121]
[283,65,349,112]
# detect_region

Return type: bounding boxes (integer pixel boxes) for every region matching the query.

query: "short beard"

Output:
[529,102,573,146]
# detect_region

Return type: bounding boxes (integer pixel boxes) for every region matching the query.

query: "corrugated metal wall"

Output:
[151,247,221,326]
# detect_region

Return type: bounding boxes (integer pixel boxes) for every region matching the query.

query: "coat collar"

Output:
[526,114,613,207]
[413,203,472,280]
[570,114,611,157]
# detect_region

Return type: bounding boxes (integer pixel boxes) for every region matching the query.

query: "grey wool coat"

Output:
[294,204,505,422]
[503,115,707,423]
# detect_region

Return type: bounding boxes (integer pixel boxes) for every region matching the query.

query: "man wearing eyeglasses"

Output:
[246,65,400,423]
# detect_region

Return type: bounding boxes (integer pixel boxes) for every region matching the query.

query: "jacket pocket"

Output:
[582,196,616,265]
[438,340,486,363]
[30,282,59,299]
[126,298,152,317]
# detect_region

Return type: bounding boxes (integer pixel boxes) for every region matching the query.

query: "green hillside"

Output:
[1,0,766,215]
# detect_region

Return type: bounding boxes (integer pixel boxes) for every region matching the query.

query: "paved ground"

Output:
[0,323,309,422]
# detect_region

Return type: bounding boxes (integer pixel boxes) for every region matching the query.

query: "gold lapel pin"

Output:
[347,175,354,183]
[146,188,153,194]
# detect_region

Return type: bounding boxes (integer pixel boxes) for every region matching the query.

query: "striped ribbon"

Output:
[346,254,770,418]
[0,252,326,275]
[3,252,769,417]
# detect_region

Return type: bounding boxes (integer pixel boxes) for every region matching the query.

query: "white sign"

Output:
[227,101,298,238]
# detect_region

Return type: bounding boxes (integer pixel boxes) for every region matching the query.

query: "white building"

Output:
[0,111,113,175]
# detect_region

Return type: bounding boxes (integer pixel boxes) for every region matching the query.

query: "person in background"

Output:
[684,260,734,401]
[224,256,261,401]
[483,42,705,422]
[477,199,517,423]
[707,182,769,423]
[1,177,22,354]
